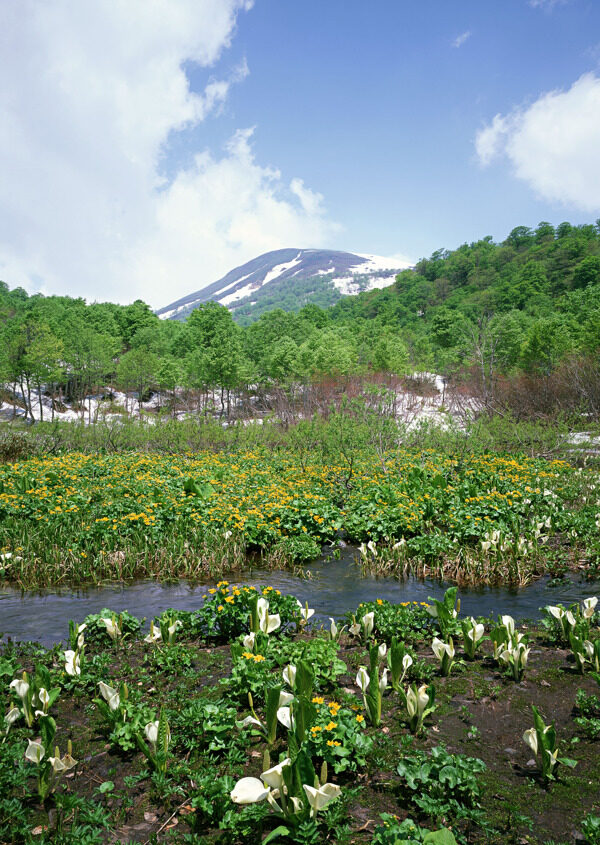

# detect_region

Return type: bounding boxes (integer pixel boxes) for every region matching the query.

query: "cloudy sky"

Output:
[1,0,600,308]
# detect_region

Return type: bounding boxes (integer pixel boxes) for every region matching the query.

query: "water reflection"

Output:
[1,546,598,646]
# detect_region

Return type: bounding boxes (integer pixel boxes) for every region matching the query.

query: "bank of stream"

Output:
[2,546,599,646]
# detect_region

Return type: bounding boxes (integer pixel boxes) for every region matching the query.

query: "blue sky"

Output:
[1,0,600,306]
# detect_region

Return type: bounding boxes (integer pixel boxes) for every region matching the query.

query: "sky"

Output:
[1,0,600,309]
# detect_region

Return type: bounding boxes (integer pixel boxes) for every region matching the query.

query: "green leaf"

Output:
[265,685,282,746]
[262,825,291,844]
[423,828,458,844]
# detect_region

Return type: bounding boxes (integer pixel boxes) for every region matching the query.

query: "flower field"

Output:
[1,586,599,843]
[0,449,598,586]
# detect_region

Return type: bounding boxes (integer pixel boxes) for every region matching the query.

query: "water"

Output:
[1,546,598,646]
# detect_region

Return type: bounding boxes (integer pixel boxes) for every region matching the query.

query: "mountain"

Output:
[156,248,411,323]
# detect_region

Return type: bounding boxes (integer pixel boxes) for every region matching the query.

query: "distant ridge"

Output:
[156,248,410,322]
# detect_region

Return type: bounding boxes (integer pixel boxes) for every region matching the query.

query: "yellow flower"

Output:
[325,721,337,731]
[312,696,324,704]
[217,605,223,612]
[356,714,364,723]
[326,740,341,747]
[225,596,234,604]
[376,598,383,605]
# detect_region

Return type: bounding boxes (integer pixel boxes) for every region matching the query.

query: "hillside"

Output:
[156,248,409,323]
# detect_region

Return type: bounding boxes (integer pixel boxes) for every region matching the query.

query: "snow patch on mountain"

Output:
[156,247,412,322]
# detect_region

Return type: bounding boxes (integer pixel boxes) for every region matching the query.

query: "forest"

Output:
[1,220,600,424]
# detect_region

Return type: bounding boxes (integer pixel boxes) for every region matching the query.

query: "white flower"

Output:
[25,739,45,764]
[144,623,162,644]
[37,688,50,708]
[235,715,263,730]
[278,691,294,708]
[358,543,368,558]
[49,754,67,773]
[402,653,413,673]
[276,706,293,730]
[303,782,341,813]
[144,721,159,744]
[260,758,291,790]
[98,682,120,711]
[168,620,182,636]
[329,618,338,640]
[500,615,515,635]
[4,707,20,727]
[379,668,388,696]
[258,599,281,634]
[367,540,377,557]
[9,678,29,700]
[356,667,370,693]
[432,637,455,660]
[523,727,538,755]
[406,684,430,719]
[230,777,270,804]
[546,606,563,620]
[101,617,120,641]
[243,632,256,651]
[64,650,81,676]
[296,599,315,622]
[582,597,598,619]
[361,612,374,638]
[393,539,406,549]
[223,530,233,540]
[283,664,296,688]
[466,619,485,643]
[378,643,387,662]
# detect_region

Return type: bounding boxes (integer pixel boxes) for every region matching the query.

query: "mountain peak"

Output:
[156,248,410,322]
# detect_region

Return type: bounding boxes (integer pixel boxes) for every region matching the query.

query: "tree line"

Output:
[1,219,599,422]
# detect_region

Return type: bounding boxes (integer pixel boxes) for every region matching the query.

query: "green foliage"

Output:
[581,813,600,845]
[372,814,458,845]
[272,637,347,690]
[396,745,487,827]
[348,599,433,645]
[574,687,600,740]
[195,584,298,642]
[306,698,372,773]
[81,609,143,645]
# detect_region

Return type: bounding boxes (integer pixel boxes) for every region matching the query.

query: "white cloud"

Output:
[129,129,340,304]
[475,73,600,212]
[474,114,510,166]
[452,31,471,49]
[529,0,569,9]
[0,1,338,307]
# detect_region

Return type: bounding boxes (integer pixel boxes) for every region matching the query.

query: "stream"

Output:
[1,546,599,646]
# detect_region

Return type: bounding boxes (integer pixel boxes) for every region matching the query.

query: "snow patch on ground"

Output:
[331,274,397,296]
[350,253,412,274]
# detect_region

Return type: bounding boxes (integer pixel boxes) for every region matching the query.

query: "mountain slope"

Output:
[156,248,410,322]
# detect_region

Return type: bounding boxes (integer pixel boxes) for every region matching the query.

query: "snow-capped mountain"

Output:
[156,248,411,322]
